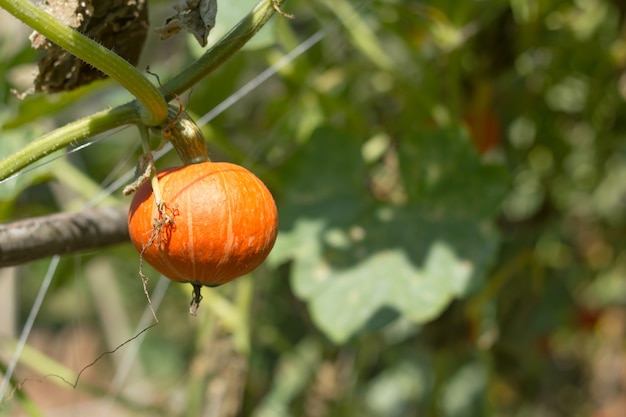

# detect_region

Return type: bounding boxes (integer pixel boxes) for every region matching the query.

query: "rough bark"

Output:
[0,206,129,266]
[31,0,149,92]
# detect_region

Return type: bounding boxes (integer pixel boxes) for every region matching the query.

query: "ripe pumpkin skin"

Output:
[127,162,278,286]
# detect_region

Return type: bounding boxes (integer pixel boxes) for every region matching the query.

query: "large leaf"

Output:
[269,126,507,343]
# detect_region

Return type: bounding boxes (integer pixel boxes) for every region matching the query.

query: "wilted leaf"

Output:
[203,0,278,52]
[157,0,217,47]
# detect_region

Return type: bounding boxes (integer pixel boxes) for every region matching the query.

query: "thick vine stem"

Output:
[0,0,168,126]
[0,104,140,182]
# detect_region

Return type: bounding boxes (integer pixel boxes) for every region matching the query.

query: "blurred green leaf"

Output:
[364,353,433,416]
[271,126,507,342]
[252,337,322,417]
[439,359,489,417]
[397,127,509,219]
[318,0,396,72]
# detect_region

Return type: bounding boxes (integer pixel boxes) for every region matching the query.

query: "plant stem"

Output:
[0,0,288,181]
[163,0,288,98]
[159,108,211,164]
[0,0,168,126]
[0,104,139,182]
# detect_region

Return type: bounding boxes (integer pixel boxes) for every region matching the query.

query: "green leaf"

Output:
[364,353,433,416]
[270,126,507,343]
[397,127,509,219]
[252,337,322,417]
[317,0,396,72]
[439,360,489,417]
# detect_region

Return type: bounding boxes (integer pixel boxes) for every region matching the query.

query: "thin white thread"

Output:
[197,29,327,127]
[0,255,60,401]
[85,144,173,207]
[0,127,126,186]
[97,139,140,191]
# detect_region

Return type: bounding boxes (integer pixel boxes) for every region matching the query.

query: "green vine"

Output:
[0,0,168,126]
[0,104,139,181]
[0,0,287,182]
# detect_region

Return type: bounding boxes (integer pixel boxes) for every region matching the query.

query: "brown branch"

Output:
[0,205,129,267]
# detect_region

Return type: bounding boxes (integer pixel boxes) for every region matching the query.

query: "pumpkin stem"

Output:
[189,283,204,316]
[157,105,211,165]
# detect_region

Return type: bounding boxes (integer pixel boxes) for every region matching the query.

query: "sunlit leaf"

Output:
[270,126,507,342]
[439,360,488,417]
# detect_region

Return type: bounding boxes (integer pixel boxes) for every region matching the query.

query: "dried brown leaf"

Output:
[156,0,217,47]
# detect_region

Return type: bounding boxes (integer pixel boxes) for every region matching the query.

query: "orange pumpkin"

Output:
[127,162,278,287]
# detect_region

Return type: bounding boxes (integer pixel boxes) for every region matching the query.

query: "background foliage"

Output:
[2,0,626,416]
